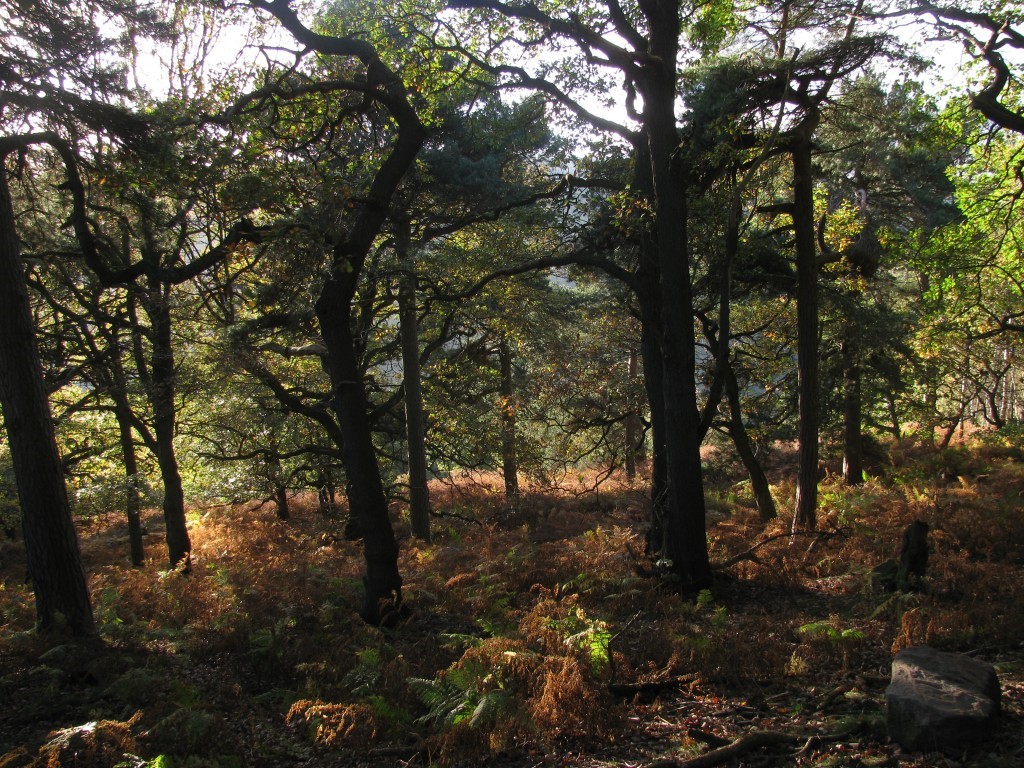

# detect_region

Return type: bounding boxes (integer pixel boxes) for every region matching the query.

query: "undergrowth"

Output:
[0,439,1022,767]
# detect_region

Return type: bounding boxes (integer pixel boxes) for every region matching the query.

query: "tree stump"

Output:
[871,520,929,592]
[896,520,929,590]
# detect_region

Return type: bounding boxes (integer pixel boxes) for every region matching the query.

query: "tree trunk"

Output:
[318,466,338,516]
[397,252,430,542]
[142,280,192,569]
[624,346,642,481]
[939,419,959,449]
[985,384,1006,429]
[639,303,669,555]
[632,143,669,555]
[0,166,95,636]
[255,0,427,624]
[114,401,146,565]
[725,364,777,522]
[791,129,820,533]
[317,269,403,626]
[644,0,711,587]
[109,334,145,566]
[498,337,520,500]
[885,393,902,440]
[841,331,864,486]
[274,484,290,520]
[268,455,290,521]
[697,174,737,441]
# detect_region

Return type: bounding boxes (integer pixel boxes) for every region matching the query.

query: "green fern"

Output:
[341,646,387,696]
[798,622,866,643]
[468,688,515,726]
[409,674,477,727]
[696,588,715,611]
[367,694,414,726]
[548,606,612,674]
[440,632,485,649]
[409,659,521,730]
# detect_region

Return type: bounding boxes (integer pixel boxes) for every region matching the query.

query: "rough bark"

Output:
[317,271,404,624]
[632,145,670,555]
[0,165,95,636]
[640,315,669,554]
[318,466,338,516]
[268,455,290,521]
[897,519,929,591]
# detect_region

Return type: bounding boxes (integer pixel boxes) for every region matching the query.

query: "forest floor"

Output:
[1,437,1023,768]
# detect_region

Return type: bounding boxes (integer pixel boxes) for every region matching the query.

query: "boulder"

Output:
[886,645,1001,752]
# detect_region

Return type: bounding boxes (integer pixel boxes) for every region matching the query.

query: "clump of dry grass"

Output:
[35,716,139,768]
[414,630,616,763]
[286,700,382,748]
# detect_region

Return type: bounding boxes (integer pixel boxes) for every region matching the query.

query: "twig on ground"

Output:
[714,528,847,571]
[608,674,701,698]
[643,721,866,768]
[816,683,854,712]
[686,728,732,748]
[429,508,483,526]
[645,731,797,768]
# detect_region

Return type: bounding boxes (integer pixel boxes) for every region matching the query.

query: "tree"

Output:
[899,106,1024,436]
[235,0,433,624]
[392,90,568,530]
[703,0,888,530]
[396,220,432,539]
[0,137,97,635]
[24,257,151,565]
[448,0,722,585]
[812,76,959,479]
[879,2,1024,135]
[0,0,173,632]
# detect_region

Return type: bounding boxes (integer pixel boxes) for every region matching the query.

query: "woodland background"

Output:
[1,0,1023,766]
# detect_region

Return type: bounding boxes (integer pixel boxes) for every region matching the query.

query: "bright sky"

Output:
[122,4,1001,131]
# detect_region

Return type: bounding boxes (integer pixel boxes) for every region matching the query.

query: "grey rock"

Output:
[886,645,1001,752]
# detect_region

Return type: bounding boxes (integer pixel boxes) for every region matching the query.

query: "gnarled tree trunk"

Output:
[318,270,403,625]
